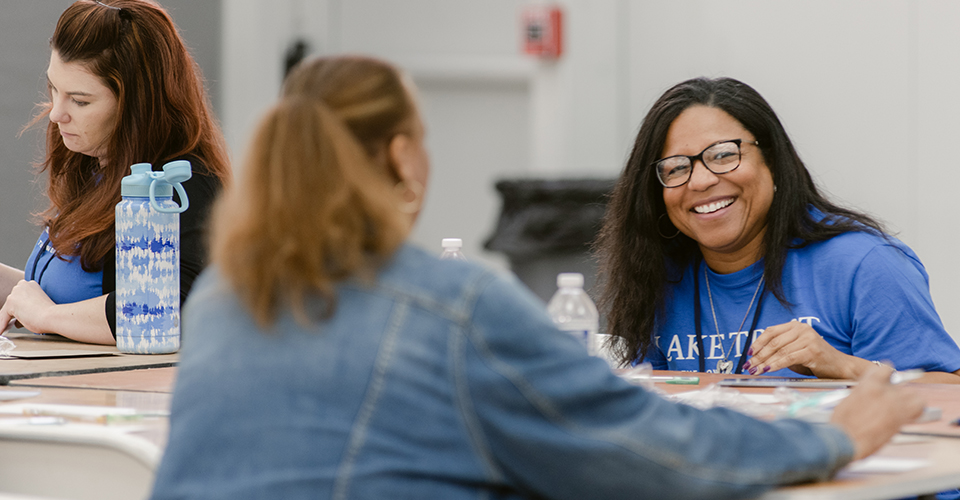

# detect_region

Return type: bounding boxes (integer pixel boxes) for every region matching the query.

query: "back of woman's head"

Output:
[40,0,230,270]
[282,56,417,165]
[212,56,415,327]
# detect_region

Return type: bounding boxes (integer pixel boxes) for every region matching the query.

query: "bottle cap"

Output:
[441,238,463,249]
[557,272,584,288]
[120,160,192,197]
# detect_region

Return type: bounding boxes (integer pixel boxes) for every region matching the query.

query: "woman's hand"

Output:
[0,280,56,334]
[744,320,864,379]
[831,365,925,461]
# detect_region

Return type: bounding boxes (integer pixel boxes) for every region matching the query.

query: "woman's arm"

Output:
[0,281,112,344]
[914,369,960,383]
[0,264,25,307]
[747,241,960,382]
[463,273,920,499]
[0,264,25,330]
[746,325,960,383]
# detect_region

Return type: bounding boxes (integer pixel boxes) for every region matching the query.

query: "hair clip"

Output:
[95,1,132,22]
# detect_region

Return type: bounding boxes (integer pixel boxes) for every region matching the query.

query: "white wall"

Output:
[221,0,960,342]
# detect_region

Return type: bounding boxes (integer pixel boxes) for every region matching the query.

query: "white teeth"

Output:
[694,199,734,214]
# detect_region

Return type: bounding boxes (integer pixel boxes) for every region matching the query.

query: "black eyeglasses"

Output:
[653,139,759,188]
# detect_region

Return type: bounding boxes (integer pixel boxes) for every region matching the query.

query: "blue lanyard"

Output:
[29,237,55,285]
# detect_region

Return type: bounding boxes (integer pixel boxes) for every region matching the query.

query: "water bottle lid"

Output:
[557,272,584,288]
[120,160,192,197]
[441,238,463,249]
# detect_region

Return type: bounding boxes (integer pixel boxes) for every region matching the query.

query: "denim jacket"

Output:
[151,244,853,500]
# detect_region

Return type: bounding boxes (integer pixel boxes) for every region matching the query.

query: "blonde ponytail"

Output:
[211,96,407,327]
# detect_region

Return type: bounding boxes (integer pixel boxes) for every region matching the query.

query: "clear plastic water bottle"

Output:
[547,272,600,355]
[115,160,191,354]
[439,238,467,261]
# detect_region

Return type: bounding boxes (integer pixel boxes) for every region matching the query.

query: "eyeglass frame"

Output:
[652,138,760,188]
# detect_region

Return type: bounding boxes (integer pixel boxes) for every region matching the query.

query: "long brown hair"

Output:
[211,56,415,327]
[32,0,230,271]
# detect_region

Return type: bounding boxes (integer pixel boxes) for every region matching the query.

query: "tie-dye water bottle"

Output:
[115,160,191,354]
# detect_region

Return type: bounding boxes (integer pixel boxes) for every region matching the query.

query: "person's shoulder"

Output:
[801,228,885,254]
[802,207,891,249]
[173,155,223,199]
[377,244,498,300]
[798,226,923,272]
[185,266,231,302]
[376,244,538,322]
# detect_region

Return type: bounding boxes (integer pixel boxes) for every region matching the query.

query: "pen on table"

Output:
[889,368,924,385]
[0,416,67,426]
[20,409,169,425]
[629,375,700,385]
[887,369,941,422]
[787,369,924,416]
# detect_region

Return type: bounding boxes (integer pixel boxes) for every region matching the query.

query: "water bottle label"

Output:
[116,198,181,354]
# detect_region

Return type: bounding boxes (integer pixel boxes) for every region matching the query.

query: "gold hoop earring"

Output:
[658,214,680,239]
[394,180,424,214]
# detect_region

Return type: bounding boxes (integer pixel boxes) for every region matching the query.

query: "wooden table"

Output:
[0,340,177,450]
[1,356,956,499]
[646,371,960,500]
[0,384,171,500]
[0,385,172,447]
[0,342,177,499]
[9,367,178,394]
[0,333,177,385]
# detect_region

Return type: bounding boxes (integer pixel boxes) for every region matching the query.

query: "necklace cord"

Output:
[706,271,764,364]
[735,287,766,374]
[693,260,766,374]
[693,263,705,372]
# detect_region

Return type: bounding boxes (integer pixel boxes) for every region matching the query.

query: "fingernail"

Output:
[749,366,758,375]
[747,347,754,356]
[762,366,770,374]
[742,361,751,371]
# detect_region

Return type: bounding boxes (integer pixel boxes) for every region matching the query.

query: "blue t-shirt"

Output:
[645,229,960,376]
[23,229,103,305]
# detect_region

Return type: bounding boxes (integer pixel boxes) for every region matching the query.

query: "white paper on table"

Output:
[844,456,930,474]
[0,403,139,418]
[0,390,40,401]
[670,391,781,405]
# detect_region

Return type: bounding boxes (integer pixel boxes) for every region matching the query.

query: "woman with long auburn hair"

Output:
[0,0,230,344]
[152,56,923,500]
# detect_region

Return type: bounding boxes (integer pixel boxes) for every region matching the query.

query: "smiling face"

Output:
[661,105,774,273]
[46,50,119,159]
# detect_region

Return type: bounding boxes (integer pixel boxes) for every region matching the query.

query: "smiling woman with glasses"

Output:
[595,77,960,384]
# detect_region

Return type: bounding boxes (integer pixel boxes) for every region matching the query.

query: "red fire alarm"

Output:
[522,5,563,59]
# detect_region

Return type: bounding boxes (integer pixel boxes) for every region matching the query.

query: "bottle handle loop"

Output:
[149,178,190,213]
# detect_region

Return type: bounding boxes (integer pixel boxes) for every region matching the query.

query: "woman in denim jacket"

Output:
[151,56,923,500]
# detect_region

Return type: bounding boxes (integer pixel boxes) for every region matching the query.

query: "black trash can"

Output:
[484,178,616,303]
